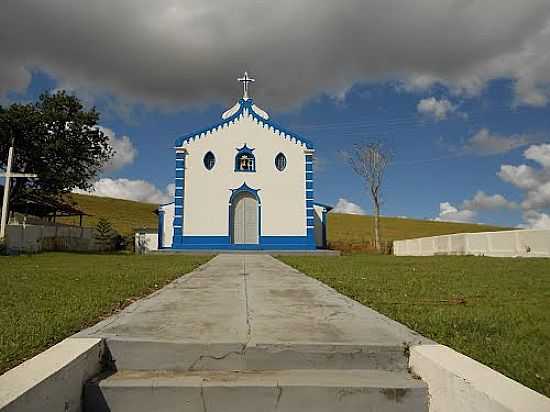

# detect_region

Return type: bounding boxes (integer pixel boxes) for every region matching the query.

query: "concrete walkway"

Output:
[79,254,429,370]
[80,254,431,412]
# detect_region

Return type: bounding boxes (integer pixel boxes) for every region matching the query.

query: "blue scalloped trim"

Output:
[236,143,255,154]
[174,99,314,149]
[230,182,261,204]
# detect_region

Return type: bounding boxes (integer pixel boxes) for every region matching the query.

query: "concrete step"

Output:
[103,338,409,372]
[84,369,428,412]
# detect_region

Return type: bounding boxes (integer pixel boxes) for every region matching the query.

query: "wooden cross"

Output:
[238,71,255,100]
[1,145,37,240]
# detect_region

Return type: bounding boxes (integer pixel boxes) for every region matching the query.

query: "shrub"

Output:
[95,218,115,251]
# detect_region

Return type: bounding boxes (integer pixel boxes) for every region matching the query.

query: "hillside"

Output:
[59,194,508,244]
[327,212,508,249]
[58,194,159,235]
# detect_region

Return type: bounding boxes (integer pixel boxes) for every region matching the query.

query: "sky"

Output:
[1,0,550,228]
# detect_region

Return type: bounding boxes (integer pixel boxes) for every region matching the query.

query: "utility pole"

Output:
[1,135,37,241]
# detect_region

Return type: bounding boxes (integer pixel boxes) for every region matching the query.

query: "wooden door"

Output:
[232,193,258,244]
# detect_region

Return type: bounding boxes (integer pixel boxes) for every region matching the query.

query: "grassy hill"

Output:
[58,194,159,235]
[327,213,508,251]
[59,194,508,246]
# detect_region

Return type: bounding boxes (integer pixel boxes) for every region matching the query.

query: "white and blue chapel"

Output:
[156,73,330,250]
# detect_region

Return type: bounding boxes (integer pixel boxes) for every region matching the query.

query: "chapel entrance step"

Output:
[84,369,429,412]
[103,338,410,372]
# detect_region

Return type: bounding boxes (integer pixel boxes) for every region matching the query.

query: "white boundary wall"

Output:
[6,223,98,254]
[394,229,550,258]
[313,203,327,248]
[135,232,158,253]
[0,338,103,412]
[409,344,550,412]
[159,203,175,248]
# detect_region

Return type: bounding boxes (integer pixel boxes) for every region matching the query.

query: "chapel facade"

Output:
[157,73,329,250]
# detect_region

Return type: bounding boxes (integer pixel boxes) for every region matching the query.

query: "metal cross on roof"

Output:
[238,71,255,100]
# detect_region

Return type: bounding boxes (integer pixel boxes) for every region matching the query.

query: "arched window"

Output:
[203,151,216,170]
[275,153,287,171]
[235,144,256,172]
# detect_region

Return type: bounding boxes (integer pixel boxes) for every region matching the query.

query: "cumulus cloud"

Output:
[97,126,137,172]
[520,210,550,229]
[464,129,535,155]
[435,191,517,223]
[437,143,550,227]
[498,144,550,210]
[417,97,457,121]
[498,164,542,190]
[494,143,550,227]
[75,178,173,203]
[2,1,550,109]
[522,182,550,210]
[332,198,366,215]
[524,143,550,168]
[462,191,517,210]
[434,202,477,223]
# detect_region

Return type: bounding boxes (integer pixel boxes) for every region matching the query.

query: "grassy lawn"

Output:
[279,255,550,397]
[0,253,211,374]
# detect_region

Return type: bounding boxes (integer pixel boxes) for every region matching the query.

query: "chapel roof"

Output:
[174,94,314,149]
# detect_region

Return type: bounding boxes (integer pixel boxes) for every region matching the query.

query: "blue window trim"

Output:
[275,152,287,171]
[229,182,262,204]
[234,144,256,172]
[203,151,216,170]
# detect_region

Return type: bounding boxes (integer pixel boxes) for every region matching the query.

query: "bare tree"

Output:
[346,141,392,252]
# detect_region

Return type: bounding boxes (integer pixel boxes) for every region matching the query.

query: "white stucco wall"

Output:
[6,224,98,253]
[180,113,308,237]
[394,229,550,258]
[159,203,174,248]
[135,232,158,253]
[313,204,325,248]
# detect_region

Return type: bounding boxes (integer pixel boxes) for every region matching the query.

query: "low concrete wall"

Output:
[409,344,550,412]
[135,232,158,253]
[0,338,104,412]
[6,223,99,254]
[394,229,550,258]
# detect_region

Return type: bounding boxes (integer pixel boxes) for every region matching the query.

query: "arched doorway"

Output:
[231,192,259,245]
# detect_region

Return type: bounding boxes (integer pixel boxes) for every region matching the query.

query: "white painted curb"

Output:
[409,344,550,412]
[0,338,104,412]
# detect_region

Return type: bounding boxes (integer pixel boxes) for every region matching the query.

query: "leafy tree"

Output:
[95,217,114,251]
[0,91,113,205]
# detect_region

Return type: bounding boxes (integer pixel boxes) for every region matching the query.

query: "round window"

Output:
[204,151,215,170]
[275,153,287,171]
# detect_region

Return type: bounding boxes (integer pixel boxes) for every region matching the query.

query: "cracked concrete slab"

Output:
[84,369,428,412]
[76,254,431,371]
